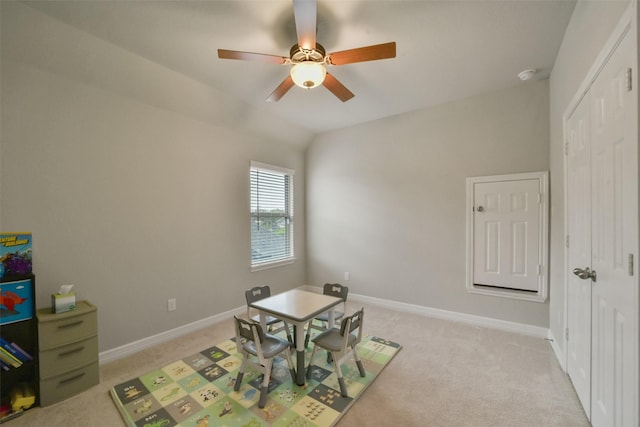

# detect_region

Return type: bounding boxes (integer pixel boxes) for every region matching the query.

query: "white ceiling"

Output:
[24,0,576,134]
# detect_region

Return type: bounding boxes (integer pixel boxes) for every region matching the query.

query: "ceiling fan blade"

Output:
[327,42,396,65]
[218,49,288,65]
[293,0,317,50]
[323,73,354,102]
[266,76,295,102]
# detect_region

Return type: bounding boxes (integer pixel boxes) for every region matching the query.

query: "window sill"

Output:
[250,258,296,272]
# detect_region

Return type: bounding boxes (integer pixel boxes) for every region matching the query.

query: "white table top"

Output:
[249,289,342,323]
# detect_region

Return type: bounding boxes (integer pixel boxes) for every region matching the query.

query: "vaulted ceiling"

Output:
[24,0,576,133]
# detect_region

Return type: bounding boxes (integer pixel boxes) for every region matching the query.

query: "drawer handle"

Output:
[57,320,84,329]
[58,346,85,357]
[58,372,85,385]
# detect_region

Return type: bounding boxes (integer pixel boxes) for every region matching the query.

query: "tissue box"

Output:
[51,292,76,313]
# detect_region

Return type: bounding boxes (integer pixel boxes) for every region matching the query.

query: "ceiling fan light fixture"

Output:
[290,61,326,89]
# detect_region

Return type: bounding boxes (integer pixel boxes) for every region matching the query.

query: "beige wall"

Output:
[4,0,633,355]
[306,80,551,327]
[548,0,630,358]
[0,3,313,351]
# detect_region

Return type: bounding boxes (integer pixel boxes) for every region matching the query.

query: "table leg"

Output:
[294,321,305,386]
[326,308,337,364]
[258,312,267,331]
[328,308,336,328]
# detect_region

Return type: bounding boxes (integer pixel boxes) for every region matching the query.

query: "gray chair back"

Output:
[234,316,264,345]
[340,308,364,340]
[323,283,348,301]
[245,285,271,305]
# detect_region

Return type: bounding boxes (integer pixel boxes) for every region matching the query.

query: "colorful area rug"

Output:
[110,333,401,427]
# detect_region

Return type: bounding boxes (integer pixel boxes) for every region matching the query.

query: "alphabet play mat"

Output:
[110,333,401,427]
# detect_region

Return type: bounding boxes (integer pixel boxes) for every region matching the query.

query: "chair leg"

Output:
[234,372,244,392]
[304,320,313,348]
[337,377,348,397]
[353,346,366,377]
[306,345,319,379]
[283,346,297,383]
[234,356,248,392]
[259,385,268,408]
[332,352,348,397]
[259,359,273,408]
[284,321,293,345]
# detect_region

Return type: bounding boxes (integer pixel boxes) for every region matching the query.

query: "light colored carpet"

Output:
[9,302,589,426]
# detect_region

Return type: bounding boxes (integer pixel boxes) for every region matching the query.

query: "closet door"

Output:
[588,29,637,427]
[565,21,638,427]
[566,95,592,418]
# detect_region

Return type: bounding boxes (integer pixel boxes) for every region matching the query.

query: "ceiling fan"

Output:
[217,0,396,102]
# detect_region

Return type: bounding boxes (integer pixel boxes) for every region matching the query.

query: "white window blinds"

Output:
[250,162,294,268]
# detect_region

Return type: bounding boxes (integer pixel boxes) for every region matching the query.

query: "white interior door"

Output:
[565,26,638,427]
[566,95,592,418]
[473,179,541,291]
[588,30,637,427]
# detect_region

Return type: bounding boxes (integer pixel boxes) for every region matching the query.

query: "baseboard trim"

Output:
[355,293,548,338]
[301,285,549,339]
[99,306,244,364]
[101,286,550,364]
[547,329,566,371]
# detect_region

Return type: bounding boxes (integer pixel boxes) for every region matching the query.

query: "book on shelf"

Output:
[0,346,22,368]
[0,337,32,362]
[8,341,33,361]
[0,359,10,371]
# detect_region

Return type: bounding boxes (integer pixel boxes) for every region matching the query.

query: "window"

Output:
[250,161,295,270]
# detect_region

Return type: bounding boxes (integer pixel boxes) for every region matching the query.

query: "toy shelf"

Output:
[0,274,38,422]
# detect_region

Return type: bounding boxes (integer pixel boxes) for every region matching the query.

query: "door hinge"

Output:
[566,235,570,249]
[537,265,542,276]
[626,68,632,92]
[564,141,569,156]
[629,253,634,276]
[565,328,569,341]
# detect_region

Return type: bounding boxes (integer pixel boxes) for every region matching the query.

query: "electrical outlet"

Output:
[167,298,177,312]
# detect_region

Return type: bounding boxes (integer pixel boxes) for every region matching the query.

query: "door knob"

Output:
[476,206,484,212]
[573,267,597,282]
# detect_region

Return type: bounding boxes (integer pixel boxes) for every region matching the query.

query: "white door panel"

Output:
[565,23,637,427]
[566,95,592,417]
[473,179,541,291]
[589,30,637,427]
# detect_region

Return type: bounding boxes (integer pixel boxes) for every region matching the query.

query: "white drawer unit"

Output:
[36,300,99,406]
